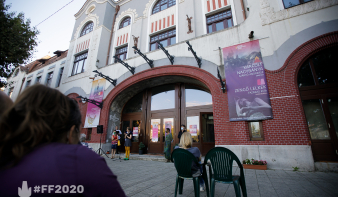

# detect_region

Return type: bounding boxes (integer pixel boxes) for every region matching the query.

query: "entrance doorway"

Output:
[298,46,338,161]
[120,83,215,154]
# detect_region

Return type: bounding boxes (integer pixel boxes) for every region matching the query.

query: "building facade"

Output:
[6,0,338,171]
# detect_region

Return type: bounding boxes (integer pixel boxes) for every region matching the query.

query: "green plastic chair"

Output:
[171,148,209,197]
[204,147,247,197]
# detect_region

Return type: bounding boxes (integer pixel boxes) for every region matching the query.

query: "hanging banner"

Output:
[84,79,106,128]
[152,123,159,142]
[189,125,197,136]
[133,127,139,136]
[165,121,172,137]
[223,40,273,121]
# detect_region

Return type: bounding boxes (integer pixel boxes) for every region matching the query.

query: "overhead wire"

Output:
[35,0,75,27]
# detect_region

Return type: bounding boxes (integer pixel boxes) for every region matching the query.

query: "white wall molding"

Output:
[259,0,338,26]
[73,14,100,40]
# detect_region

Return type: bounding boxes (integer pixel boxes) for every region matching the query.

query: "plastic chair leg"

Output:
[210,178,215,197]
[233,180,241,197]
[193,178,200,197]
[179,177,184,194]
[175,175,179,197]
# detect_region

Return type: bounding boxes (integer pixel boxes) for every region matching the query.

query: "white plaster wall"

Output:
[217,145,315,171]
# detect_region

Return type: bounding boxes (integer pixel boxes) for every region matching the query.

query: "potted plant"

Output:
[139,142,146,155]
[242,158,267,170]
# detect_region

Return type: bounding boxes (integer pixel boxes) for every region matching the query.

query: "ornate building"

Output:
[5,0,338,171]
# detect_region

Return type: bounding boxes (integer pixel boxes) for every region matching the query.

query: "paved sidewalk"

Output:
[104,155,338,197]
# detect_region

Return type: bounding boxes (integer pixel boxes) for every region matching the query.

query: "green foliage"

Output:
[292,166,299,171]
[243,158,267,165]
[0,0,39,87]
[139,142,145,150]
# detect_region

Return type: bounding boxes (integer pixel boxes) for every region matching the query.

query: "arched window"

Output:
[80,22,94,37]
[152,0,176,15]
[119,17,131,29]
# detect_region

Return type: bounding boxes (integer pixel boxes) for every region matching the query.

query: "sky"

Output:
[6,0,87,62]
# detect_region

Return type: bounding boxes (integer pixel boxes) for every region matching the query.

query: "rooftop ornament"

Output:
[186,41,202,68]
[217,67,226,93]
[132,46,154,68]
[156,41,174,65]
[77,96,103,109]
[113,55,135,75]
[93,70,117,86]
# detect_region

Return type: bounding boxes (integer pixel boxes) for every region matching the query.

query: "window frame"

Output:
[26,80,31,88]
[8,87,14,98]
[72,52,88,76]
[206,9,233,34]
[152,0,176,15]
[115,45,128,63]
[45,72,54,87]
[282,0,313,9]
[248,121,264,141]
[149,29,176,52]
[56,67,64,87]
[35,76,42,84]
[119,17,131,29]
[80,22,94,37]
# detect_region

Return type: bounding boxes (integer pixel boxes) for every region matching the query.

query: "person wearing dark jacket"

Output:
[178,124,187,142]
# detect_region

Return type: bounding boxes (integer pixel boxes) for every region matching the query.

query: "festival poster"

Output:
[190,125,197,136]
[223,40,273,121]
[84,79,106,127]
[133,127,139,136]
[152,123,159,142]
[165,121,172,137]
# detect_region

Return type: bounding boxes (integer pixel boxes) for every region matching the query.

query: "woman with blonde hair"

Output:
[0,84,126,196]
[176,132,205,191]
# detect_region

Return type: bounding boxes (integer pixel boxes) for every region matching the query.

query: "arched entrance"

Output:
[297,46,338,161]
[102,65,223,155]
[120,82,214,154]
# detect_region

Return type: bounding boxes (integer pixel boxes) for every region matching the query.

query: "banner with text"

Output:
[223,40,273,121]
[84,79,106,127]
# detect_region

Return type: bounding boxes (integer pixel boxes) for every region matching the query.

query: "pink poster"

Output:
[84,79,106,128]
[152,124,159,142]
[133,127,139,136]
[190,125,197,136]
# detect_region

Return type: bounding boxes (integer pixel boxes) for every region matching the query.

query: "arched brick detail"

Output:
[99,65,227,144]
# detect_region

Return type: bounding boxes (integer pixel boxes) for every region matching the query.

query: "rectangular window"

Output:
[35,76,42,84]
[206,9,233,33]
[26,80,31,88]
[8,87,14,98]
[149,29,176,51]
[72,52,88,76]
[56,67,64,87]
[115,46,128,63]
[283,0,313,9]
[248,121,264,141]
[46,72,53,87]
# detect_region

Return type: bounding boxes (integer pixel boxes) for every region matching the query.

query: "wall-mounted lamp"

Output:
[248,31,254,39]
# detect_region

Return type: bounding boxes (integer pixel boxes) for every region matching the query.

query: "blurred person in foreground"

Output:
[0,84,126,197]
[0,90,13,118]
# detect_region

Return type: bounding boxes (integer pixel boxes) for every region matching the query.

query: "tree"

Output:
[0,0,39,88]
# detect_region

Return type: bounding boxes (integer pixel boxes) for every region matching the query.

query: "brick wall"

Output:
[82,31,338,145]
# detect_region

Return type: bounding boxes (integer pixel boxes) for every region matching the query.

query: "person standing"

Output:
[124,127,132,160]
[164,128,173,162]
[115,126,122,154]
[111,131,118,159]
[178,124,187,143]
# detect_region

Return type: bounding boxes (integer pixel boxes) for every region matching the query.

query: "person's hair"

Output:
[0,91,13,118]
[126,127,130,131]
[113,130,117,135]
[181,124,186,128]
[179,132,192,149]
[166,128,170,133]
[0,84,82,168]
[80,133,87,142]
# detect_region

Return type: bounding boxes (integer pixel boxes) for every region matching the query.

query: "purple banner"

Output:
[223,40,273,121]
